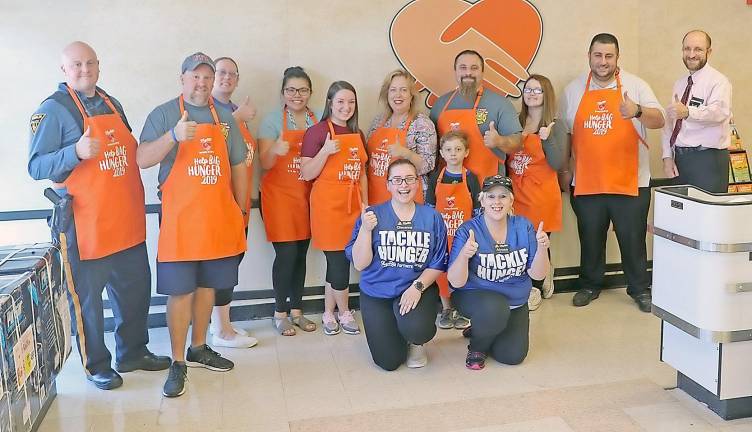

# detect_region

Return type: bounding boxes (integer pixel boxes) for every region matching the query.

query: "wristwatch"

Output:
[634,104,643,119]
[413,281,426,293]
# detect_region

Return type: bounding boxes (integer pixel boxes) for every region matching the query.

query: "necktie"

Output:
[669,75,694,147]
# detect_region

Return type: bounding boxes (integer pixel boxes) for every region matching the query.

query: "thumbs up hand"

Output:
[273,135,290,156]
[536,221,550,248]
[538,121,555,141]
[174,110,197,141]
[483,121,500,148]
[667,94,689,121]
[360,207,378,232]
[75,125,101,160]
[460,229,479,259]
[619,91,639,119]
[233,96,257,123]
[322,132,340,155]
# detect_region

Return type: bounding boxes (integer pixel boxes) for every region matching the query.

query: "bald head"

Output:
[682,31,712,72]
[61,41,100,96]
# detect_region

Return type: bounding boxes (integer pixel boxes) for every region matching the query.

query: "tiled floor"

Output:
[38,289,752,431]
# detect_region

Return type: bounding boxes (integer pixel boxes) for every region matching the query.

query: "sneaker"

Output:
[465,350,487,370]
[438,309,455,329]
[462,326,472,338]
[528,287,542,311]
[541,264,555,299]
[453,311,471,330]
[406,344,428,368]
[338,310,360,335]
[211,332,258,349]
[322,311,341,335]
[162,361,187,398]
[185,344,234,372]
[209,324,248,337]
[572,288,600,307]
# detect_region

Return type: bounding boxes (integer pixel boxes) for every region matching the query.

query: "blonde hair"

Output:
[519,74,557,129]
[378,69,419,120]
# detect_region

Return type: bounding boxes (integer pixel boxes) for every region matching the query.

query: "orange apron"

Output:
[63,85,146,260]
[507,133,562,232]
[437,87,500,181]
[310,121,367,251]
[237,120,256,226]
[157,95,246,262]
[260,109,316,242]
[573,73,640,196]
[365,116,424,205]
[433,168,473,298]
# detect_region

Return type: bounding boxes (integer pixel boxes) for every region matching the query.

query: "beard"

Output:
[683,56,707,72]
[459,77,478,99]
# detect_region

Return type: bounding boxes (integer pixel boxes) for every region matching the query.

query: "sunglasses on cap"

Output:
[481,175,513,192]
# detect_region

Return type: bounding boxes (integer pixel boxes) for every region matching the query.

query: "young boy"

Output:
[425,131,481,329]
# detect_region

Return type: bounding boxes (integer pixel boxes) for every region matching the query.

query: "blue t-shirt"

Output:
[448,214,536,306]
[139,97,247,190]
[28,83,130,183]
[345,202,448,299]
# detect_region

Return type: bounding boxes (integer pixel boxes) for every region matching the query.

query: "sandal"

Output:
[290,314,317,332]
[272,316,296,336]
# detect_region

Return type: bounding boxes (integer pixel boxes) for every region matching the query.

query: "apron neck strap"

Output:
[179,95,220,125]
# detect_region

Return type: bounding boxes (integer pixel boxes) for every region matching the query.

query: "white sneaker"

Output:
[406,344,428,368]
[541,264,555,299]
[211,332,258,349]
[209,324,248,337]
[528,287,542,311]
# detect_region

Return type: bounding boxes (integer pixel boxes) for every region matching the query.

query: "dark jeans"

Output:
[360,288,439,371]
[674,147,730,193]
[570,187,651,297]
[452,289,529,365]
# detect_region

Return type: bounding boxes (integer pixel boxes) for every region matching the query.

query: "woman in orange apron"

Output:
[366,70,436,205]
[300,81,367,336]
[425,131,481,330]
[259,67,319,336]
[507,74,566,309]
[209,56,258,348]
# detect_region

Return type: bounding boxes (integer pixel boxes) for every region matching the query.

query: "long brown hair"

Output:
[519,74,557,129]
[321,81,359,133]
[378,69,419,120]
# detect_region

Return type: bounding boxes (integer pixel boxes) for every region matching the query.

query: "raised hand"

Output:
[174,111,197,142]
[233,96,257,123]
[666,94,689,121]
[461,229,479,259]
[75,126,101,160]
[536,222,550,248]
[360,208,378,232]
[273,135,290,156]
[619,91,638,119]
[538,121,555,140]
[483,121,500,148]
[321,132,340,155]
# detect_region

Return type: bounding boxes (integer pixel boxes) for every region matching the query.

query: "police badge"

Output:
[475,108,488,125]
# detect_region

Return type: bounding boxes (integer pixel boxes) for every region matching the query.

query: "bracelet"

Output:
[170,127,178,143]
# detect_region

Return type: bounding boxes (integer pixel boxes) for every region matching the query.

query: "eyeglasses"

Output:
[482,175,513,191]
[388,176,418,186]
[284,87,311,96]
[217,70,239,79]
[523,88,544,95]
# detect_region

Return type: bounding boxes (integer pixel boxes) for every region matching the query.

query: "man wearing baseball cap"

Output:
[137,52,248,397]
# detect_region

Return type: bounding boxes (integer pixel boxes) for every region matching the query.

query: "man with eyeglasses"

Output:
[661,30,732,194]
[137,52,248,397]
[429,49,522,180]
[560,33,665,313]
[27,41,170,390]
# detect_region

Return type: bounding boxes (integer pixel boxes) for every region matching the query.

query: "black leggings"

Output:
[360,287,439,371]
[324,250,350,290]
[272,239,310,313]
[452,288,529,365]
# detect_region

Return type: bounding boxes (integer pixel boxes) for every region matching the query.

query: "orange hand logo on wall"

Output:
[390,0,542,106]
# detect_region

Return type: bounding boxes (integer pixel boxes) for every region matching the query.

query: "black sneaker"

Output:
[186,344,234,372]
[162,361,187,398]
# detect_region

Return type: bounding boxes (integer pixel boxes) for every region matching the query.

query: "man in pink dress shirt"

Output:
[662,30,732,193]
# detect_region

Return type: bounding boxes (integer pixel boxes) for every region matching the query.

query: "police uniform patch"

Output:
[220,122,230,140]
[475,108,488,125]
[30,113,45,134]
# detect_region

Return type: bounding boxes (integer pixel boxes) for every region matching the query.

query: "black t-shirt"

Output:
[425,169,481,211]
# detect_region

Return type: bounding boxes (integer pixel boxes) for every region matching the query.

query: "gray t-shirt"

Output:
[258,108,322,140]
[139,97,247,188]
[429,88,522,137]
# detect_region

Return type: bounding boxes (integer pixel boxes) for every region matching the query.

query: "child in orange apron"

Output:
[425,131,481,330]
[259,66,319,336]
[507,74,567,310]
[209,56,258,349]
[366,70,436,205]
[300,81,367,336]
